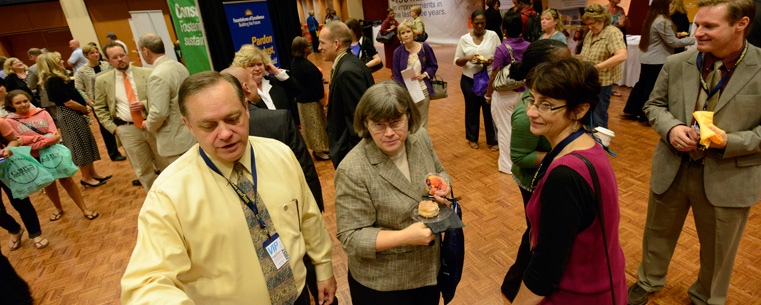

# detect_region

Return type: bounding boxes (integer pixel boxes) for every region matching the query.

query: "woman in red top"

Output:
[5,90,99,221]
[380,8,401,70]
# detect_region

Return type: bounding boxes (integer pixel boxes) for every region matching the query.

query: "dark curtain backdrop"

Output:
[198,0,302,71]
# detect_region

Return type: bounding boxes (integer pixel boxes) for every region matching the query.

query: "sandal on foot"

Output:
[50,211,64,222]
[9,227,23,251]
[34,237,49,250]
[468,141,479,149]
[84,211,99,220]
[489,145,499,152]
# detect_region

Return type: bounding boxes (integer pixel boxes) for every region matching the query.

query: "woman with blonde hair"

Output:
[393,21,438,129]
[670,0,691,53]
[3,57,36,106]
[579,4,627,129]
[540,9,567,44]
[409,5,427,41]
[37,52,110,190]
[74,43,123,161]
[232,44,302,121]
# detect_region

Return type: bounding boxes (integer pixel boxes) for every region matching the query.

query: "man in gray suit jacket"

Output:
[138,34,196,164]
[629,1,761,305]
[94,42,170,192]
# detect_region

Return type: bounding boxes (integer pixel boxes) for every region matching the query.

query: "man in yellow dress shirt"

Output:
[121,71,337,305]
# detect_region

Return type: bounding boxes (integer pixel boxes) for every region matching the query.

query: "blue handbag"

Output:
[471,68,489,97]
[438,200,464,304]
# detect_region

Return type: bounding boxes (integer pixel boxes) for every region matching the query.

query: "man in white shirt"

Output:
[93,42,170,192]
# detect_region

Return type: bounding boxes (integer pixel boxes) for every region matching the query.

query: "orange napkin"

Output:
[693,111,724,147]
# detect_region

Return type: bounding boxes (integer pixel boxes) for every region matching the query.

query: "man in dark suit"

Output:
[628,1,761,305]
[318,21,375,168]
[221,66,324,211]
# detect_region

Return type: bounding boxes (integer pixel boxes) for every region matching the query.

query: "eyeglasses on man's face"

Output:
[524,96,567,114]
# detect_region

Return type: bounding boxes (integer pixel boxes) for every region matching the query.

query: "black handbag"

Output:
[437,191,464,304]
[430,75,448,100]
[376,31,394,43]
[414,31,429,42]
[359,37,383,72]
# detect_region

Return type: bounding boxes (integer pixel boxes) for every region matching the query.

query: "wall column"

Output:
[346,0,363,20]
[59,0,99,48]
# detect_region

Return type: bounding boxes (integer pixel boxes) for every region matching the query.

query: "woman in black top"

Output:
[346,18,382,71]
[485,0,504,41]
[290,37,330,161]
[38,52,109,189]
[2,58,36,106]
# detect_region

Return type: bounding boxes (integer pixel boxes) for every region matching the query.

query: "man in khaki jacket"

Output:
[94,42,169,192]
[138,33,195,164]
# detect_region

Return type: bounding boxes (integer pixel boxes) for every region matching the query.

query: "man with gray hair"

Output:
[318,21,374,168]
[138,33,196,164]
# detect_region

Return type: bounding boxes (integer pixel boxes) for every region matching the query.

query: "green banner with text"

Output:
[167,0,212,74]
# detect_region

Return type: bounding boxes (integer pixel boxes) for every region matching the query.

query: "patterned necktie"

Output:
[122,74,145,129]
[233,162,298,304]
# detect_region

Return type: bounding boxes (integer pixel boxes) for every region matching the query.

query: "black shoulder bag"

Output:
[570,153,616,305]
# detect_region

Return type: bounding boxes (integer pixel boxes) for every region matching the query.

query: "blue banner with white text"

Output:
[223,0,281,67]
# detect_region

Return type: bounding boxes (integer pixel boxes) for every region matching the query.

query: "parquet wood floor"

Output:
[2,45,759,305]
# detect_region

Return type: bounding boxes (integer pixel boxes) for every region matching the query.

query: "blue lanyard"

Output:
[199,145,266,230]
[530,128,586,191]
[696,42,748,110]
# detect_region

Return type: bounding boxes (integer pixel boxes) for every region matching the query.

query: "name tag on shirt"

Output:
[263,233,290,270]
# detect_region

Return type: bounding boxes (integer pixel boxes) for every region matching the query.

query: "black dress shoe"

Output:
[132,180,141,186]
[111,155,127,161]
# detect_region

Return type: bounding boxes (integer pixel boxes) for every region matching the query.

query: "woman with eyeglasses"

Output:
[539,9,567,44]
[580,4,627,129]
[510,57,626,305]
[622,0,694,123]
[335,81,452,305]
[498,39,570,300]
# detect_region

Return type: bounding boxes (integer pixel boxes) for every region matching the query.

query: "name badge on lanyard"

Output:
[264,233,291,270]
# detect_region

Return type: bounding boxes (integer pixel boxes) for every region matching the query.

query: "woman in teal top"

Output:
[539,9,567,45]
[501,39,571,300]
